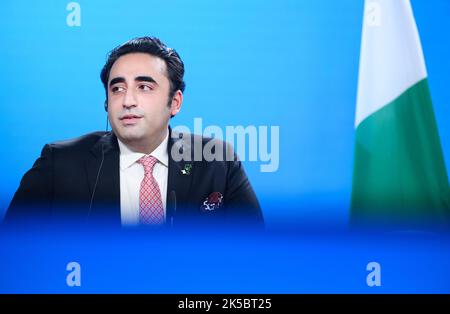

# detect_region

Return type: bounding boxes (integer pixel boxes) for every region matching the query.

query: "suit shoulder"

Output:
[47,131,108,152]
[174,131,230,148]
[172,131,236,162]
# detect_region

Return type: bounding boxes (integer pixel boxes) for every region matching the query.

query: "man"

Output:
[4,36,263,229]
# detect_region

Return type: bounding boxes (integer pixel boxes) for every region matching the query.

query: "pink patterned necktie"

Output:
[137,155,164,225]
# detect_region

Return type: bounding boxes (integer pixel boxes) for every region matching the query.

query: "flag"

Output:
[351,0,450,226]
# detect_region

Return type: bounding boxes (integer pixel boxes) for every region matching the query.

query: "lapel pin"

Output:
[181,163,192,175]
[201,192,223,212]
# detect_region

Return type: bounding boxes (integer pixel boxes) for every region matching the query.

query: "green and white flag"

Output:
[351,0,450,226]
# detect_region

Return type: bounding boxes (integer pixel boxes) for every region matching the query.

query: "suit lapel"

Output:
[167,127,195,215]
[85,132,121,224]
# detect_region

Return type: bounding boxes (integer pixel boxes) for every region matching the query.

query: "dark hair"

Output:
[100,36,185,100]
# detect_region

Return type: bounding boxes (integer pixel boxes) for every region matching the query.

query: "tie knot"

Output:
[138,155,158,174]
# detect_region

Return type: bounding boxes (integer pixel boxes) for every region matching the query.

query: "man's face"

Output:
[107,53,179,150]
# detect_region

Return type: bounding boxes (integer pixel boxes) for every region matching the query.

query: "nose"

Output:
[123,90,137,109]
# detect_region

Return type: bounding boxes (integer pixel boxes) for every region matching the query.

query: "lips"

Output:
[120,114,142,125]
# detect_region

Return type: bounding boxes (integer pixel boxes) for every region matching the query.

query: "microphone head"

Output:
[168,190,177,229]
[169,191,177,213]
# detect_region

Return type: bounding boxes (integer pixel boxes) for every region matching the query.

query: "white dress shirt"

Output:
[118,132,169,226]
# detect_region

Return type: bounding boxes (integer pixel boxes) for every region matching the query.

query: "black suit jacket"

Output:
[4,128,263,229]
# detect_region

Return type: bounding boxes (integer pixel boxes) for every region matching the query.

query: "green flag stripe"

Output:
[351,78,450,224]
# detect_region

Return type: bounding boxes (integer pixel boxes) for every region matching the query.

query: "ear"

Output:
[170,90,183,117]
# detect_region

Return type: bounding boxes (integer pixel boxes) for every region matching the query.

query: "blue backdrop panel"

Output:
[0,0,449,293]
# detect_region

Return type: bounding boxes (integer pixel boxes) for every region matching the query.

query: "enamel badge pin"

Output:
[181,163,192,175]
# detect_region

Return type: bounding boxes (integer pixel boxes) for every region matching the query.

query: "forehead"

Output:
[109,52,168,82]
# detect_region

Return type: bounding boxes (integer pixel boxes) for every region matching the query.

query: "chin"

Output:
[116,129,145,142]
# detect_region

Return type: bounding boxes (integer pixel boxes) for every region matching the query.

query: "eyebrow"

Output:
[109,76,158,88]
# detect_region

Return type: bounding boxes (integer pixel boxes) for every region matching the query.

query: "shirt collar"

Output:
[117,130,169,170]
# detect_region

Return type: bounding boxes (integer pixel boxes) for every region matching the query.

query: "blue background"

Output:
[1,228,450,293]
[0,0,449,293]
[1,0,449,228]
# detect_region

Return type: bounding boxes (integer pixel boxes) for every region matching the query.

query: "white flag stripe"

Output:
[355,0,427,128]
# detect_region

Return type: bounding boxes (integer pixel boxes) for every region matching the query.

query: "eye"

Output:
[111,86,125,93]
[139,84,153,91]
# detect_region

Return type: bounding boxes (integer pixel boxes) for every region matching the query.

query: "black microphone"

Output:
[88,110,109,219]
[168,190,177,228]
[87,138,106,220]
